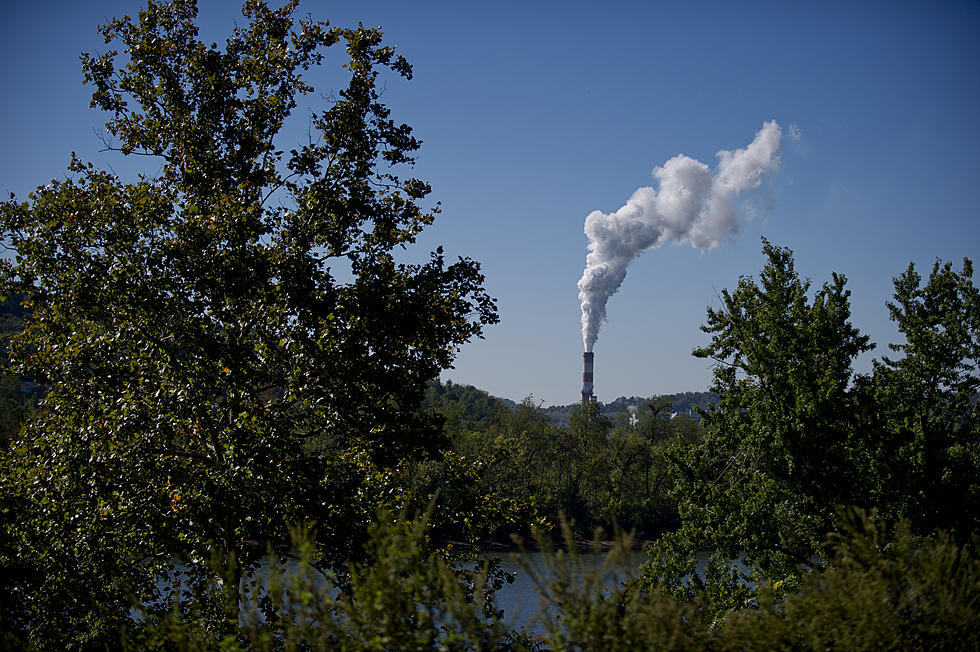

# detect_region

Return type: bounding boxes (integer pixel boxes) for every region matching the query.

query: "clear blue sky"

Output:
[2,0,979,406]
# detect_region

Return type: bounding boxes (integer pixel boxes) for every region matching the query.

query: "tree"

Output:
[871,258,980,536]
[641,240,874,609]
[604,397,698,536]
[0,0,496,646]
[0,295,34,448]
[722,509,980,650]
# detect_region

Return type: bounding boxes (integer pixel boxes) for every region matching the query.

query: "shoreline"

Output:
[436,536,656,555]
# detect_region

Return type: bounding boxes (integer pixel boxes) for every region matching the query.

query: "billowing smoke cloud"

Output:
[578,121,782,351]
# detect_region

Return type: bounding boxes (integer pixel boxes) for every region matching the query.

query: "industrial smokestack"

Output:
[577,121,783,352]
[582,351,595,403]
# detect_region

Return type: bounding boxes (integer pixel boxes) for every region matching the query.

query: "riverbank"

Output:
[435,535,656,555]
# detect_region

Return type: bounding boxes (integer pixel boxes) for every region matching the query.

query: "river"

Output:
[153,547,725,638]
[487,548,650,636]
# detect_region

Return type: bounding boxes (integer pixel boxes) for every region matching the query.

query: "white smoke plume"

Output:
[578,121,783,352]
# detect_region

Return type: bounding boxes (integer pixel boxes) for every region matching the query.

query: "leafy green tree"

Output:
[0,0,496,646]
[871,258,980,536]
[604,397,697,536]
[555,401,610,530]
[641,240,874,609]
[406,395,555,543]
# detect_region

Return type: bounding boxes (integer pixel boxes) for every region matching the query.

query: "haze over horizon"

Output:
[2,0,979,405]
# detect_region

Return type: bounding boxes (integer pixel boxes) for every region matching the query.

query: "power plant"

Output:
[581,351,596,403]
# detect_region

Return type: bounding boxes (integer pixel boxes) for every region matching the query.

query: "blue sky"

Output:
[2,1,979,405]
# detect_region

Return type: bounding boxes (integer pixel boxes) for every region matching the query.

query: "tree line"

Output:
[413,380,703,542]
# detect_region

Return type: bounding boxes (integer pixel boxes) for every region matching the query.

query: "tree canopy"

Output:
[0,0,496,646]
[870,258,980,536]
[641,240,874,607]
[640,240,980,617]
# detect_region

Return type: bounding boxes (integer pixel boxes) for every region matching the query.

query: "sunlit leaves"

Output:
[871,258,980,535]
[642,240,874,609]
[0,0,497,646]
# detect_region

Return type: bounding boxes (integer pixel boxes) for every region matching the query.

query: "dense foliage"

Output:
[642,240,875,607]
[0,295,36,448]
[869,258,980,536]
[0,0,497,646]
[413,385,701,542]
[640,241,980,620]
[720,509,980,651]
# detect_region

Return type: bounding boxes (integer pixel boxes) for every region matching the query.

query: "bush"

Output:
[124,514,536,651]
[722,509,980,651]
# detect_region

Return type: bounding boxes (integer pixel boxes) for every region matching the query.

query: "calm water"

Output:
[489,549,649,636]
[154,549,726,637]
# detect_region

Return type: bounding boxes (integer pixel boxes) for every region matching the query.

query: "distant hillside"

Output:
[425,378,716,429]
[542,392,718,426]
[422,379,516,436]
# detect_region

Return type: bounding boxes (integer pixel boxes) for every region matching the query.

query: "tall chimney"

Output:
[582,351,594,403]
